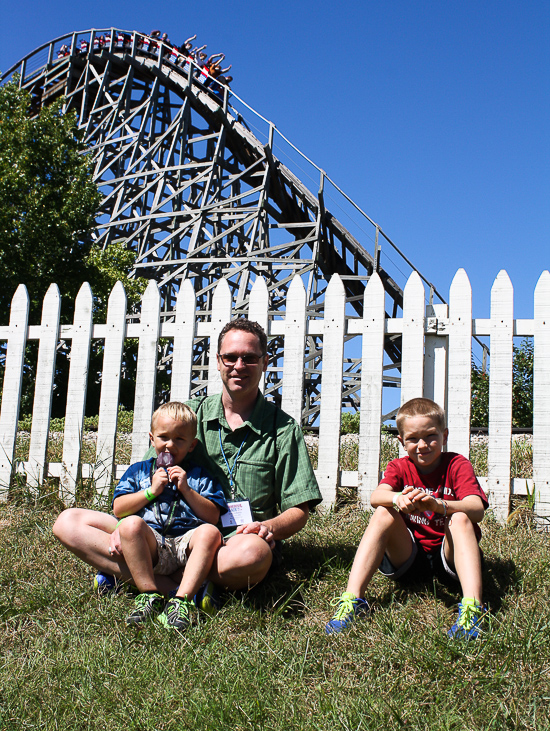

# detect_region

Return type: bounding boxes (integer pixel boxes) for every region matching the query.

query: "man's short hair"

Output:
[151,401,197,437]
[218,319,267,355]
[396,398,446,437]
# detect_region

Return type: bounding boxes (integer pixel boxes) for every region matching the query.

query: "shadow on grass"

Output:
[482,556,518,611]
[228,539,358,617]
[239,535,519,618]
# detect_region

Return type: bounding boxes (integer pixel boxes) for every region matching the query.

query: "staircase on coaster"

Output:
[3,29,444,426]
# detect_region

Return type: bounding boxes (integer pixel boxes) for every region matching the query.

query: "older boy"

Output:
[326,398,488,639]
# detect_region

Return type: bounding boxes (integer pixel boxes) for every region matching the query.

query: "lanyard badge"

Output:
[219,426,253,526]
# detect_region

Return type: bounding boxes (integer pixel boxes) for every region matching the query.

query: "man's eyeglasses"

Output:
[218,352,265,367]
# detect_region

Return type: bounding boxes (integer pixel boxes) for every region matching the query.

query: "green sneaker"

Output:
[325,591,371,634]
[447,598,486,639]
[157,596,196,630]
[126,592,165,626]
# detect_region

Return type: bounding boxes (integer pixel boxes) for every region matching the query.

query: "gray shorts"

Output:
[378,527,459,583]
[151,527,198,575]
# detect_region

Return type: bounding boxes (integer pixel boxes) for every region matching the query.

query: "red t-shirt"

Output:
[381,453,489,552]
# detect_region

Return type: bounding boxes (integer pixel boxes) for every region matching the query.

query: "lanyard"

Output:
[219,426,250,501]
[152,493,180,535]
[151,459,179,535]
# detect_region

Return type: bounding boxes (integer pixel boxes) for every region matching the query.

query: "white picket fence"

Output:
[1,268,549,521]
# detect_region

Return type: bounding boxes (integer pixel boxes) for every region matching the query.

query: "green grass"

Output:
[1,503,549,730]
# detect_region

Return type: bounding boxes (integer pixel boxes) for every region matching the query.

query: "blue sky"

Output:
[2,0,549,318]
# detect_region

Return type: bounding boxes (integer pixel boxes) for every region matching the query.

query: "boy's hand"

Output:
[109,528,123,557]
[151,467,169,496]
[402,486,438,514]
[167,465,190,496]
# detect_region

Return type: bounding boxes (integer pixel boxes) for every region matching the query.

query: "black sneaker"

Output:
[126,592,165,626]
[157,596,196,630]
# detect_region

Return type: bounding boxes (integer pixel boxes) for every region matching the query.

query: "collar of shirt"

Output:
[203,391,265,437]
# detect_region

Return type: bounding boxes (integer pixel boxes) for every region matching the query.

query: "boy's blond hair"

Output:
[150,402,197,437]
[396,398,446,437]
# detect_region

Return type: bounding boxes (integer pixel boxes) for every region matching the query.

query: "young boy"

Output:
[326,397,489,639]
[112,401,227,630]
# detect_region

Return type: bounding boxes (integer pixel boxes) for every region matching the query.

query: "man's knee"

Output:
[216,534,273,588]
[238,535,273,569]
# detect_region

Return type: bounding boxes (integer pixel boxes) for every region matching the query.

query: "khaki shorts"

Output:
[151,527,198,575]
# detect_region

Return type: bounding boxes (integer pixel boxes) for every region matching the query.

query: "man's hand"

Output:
[236,521,276,549]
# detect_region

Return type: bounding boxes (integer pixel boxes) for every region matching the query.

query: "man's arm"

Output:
[236,502,310,546]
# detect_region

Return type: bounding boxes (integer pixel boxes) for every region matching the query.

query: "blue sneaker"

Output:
[194,581,221,615]
[325,592,371,634]
[447,598,486,639]
[94,571,118,595]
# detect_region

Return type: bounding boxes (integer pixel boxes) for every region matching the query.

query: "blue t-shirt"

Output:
[113,457,227,537]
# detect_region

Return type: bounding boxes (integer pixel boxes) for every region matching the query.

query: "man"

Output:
[53,319,321,592]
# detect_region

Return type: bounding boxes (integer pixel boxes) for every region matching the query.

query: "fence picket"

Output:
[281,276,306,423]
[317,274,346,505]
[358,273,385,506]
[533,270,550,518]
[487,270,514,521]
[60,283,93,503]
[0,285,29,493]
[447,269,473,457]
[130,281,161,464]
[424,303,448,409]
[171,280,196,401]
[401,272,425,405]
[95,282,127,493]
[249,277,269,394]
[27,284,61,489]
[208,279,232,394]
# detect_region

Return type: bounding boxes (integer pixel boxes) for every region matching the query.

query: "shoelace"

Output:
[330,593,357,620]
[135,593,161,609]
[171,598,192,620]
[457,601,481,629]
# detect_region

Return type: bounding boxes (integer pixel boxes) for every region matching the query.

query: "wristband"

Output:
[440,499,448,519]
[144,487,155,502]
[392,492,403,511]
[115,518,124,528]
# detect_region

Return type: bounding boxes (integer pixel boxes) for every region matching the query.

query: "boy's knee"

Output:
[118,515,147,536]
[52,508,80,541]
[371,505,401,528]
[448,512,474,532]
[193,523,222,549]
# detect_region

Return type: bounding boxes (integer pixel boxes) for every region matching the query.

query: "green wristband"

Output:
[115,519,124,528]
[144,487,155,501]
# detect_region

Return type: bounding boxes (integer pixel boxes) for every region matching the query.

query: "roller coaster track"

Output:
[3,29,447,424]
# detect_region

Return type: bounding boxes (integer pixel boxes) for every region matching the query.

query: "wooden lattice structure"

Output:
[3,29,446,425]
